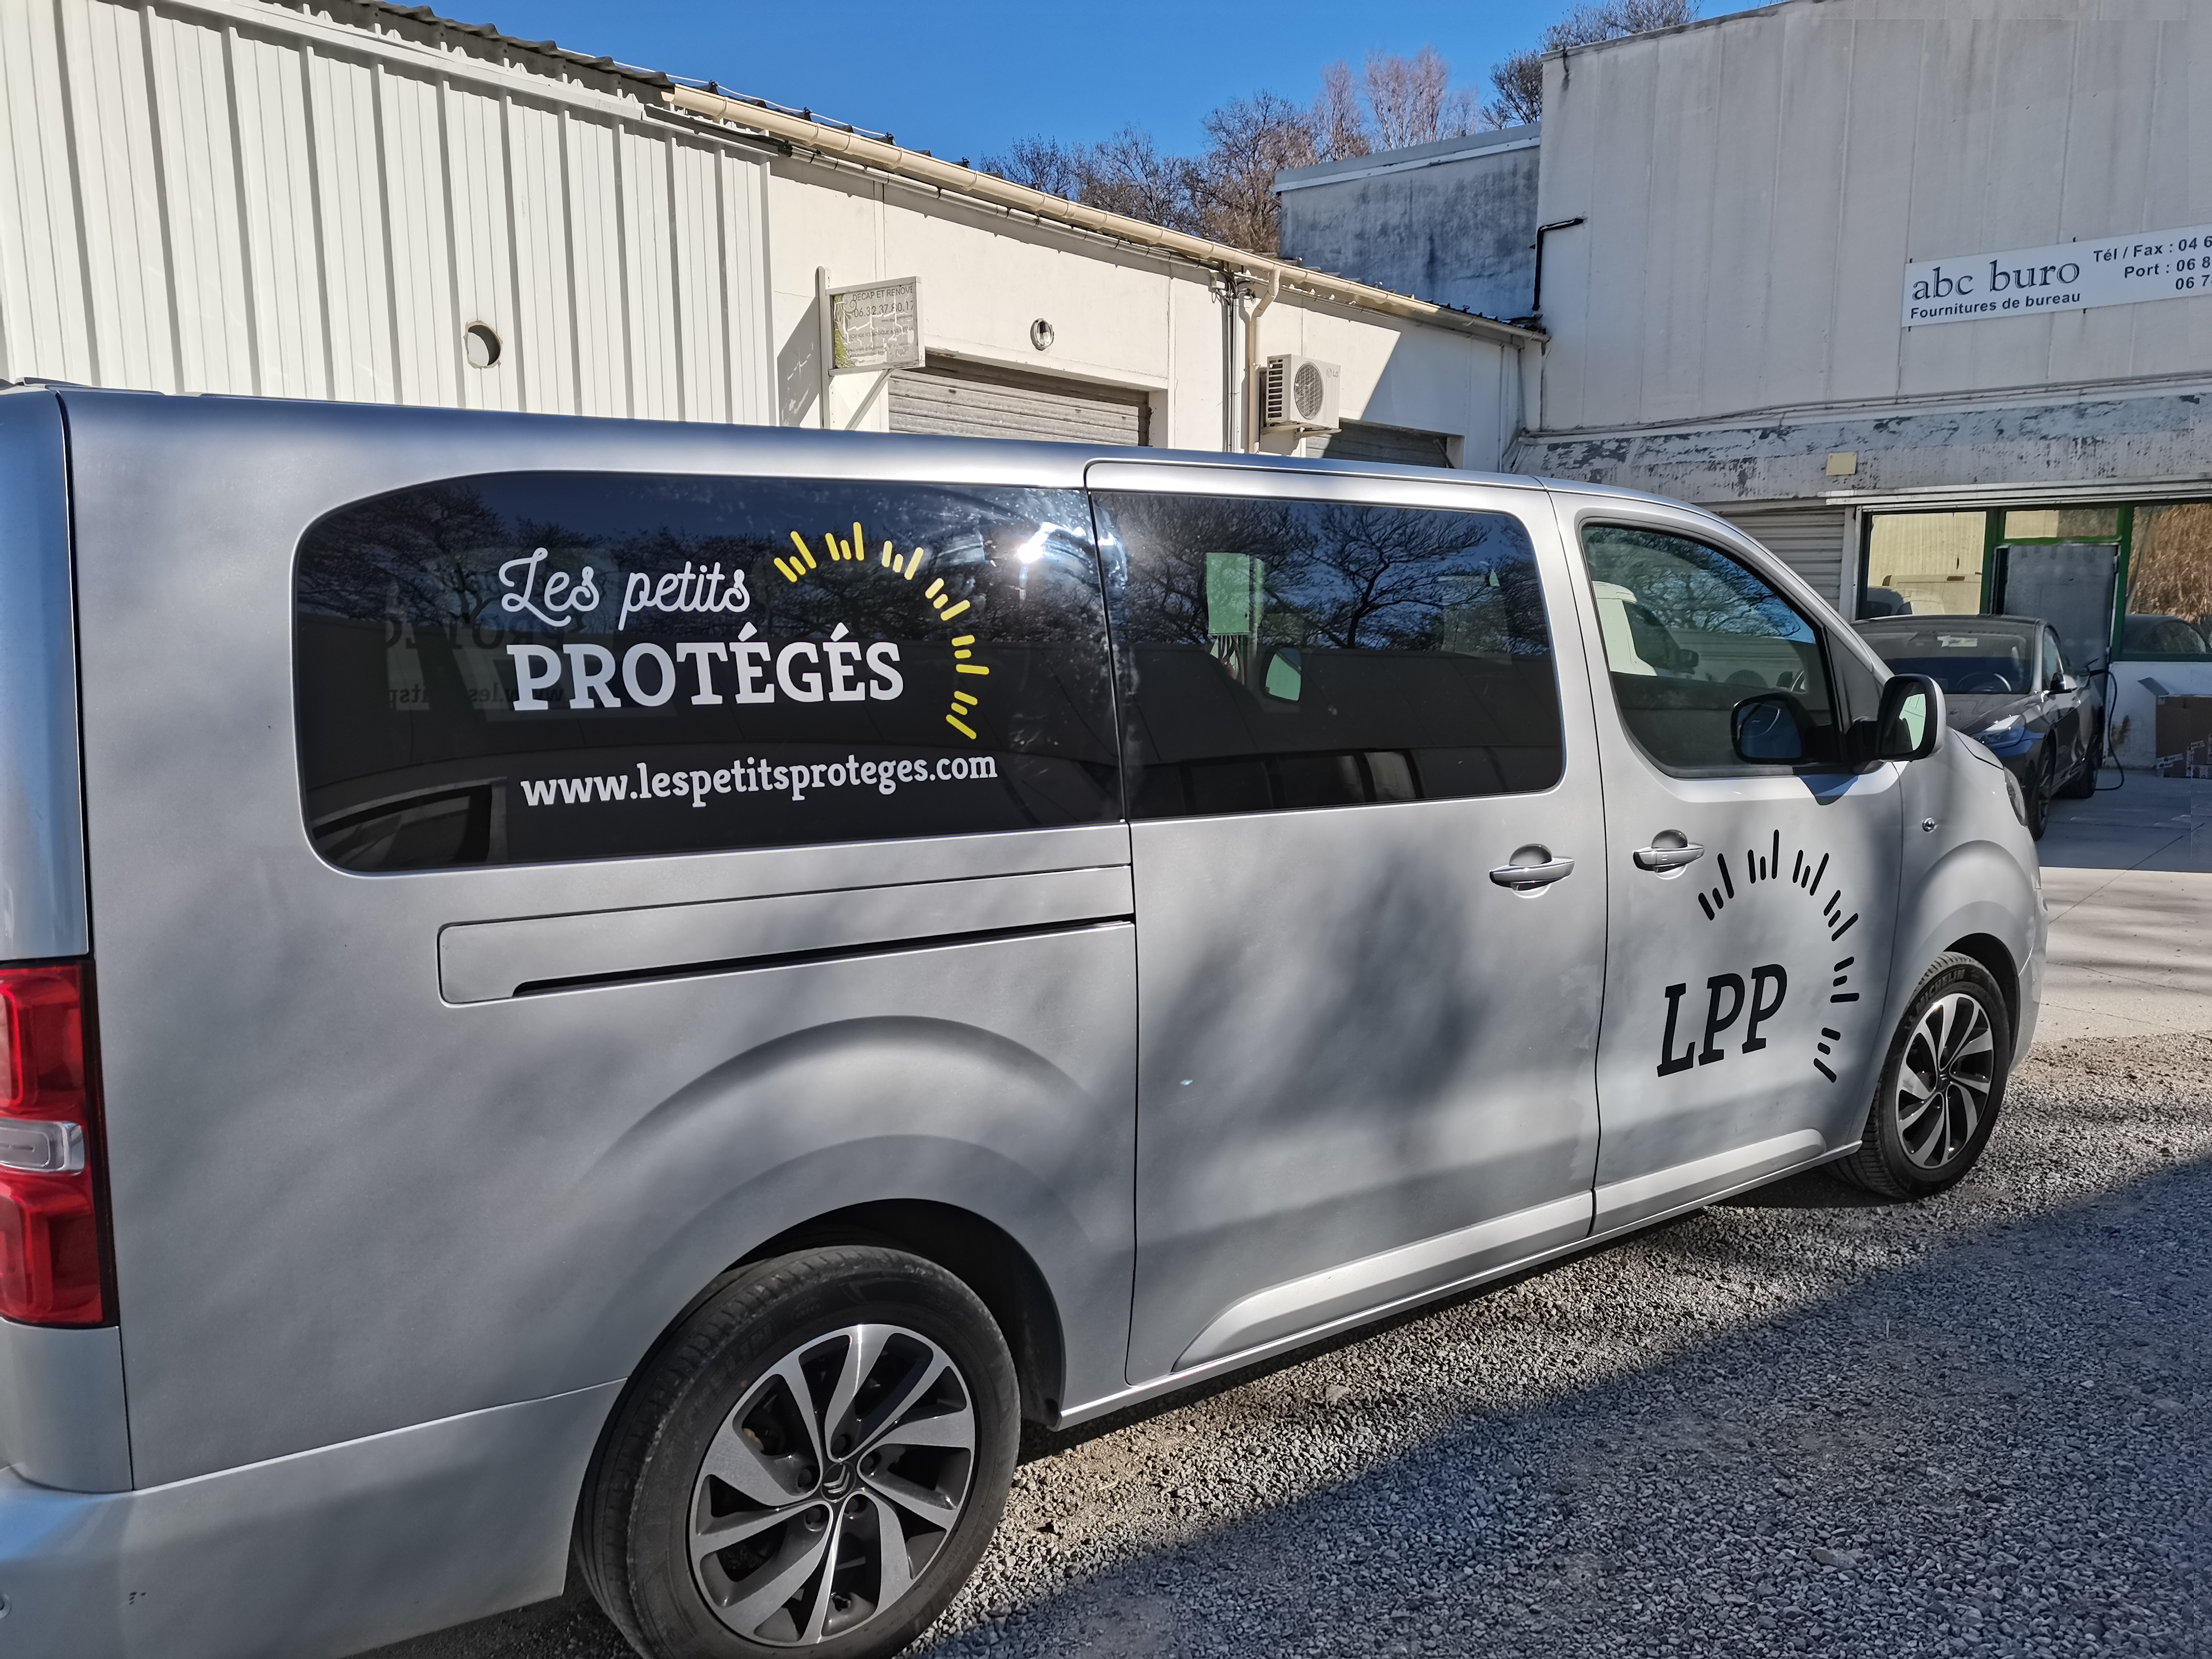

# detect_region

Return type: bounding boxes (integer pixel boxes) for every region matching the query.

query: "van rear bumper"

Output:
[0,1380,620,1659]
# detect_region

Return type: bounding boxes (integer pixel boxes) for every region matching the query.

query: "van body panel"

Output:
[57,393,1138,1483]
[1174,1190,1595,1368]
[0,390,88,962]
[438,862,1134,1002]
[1893,743,2045,1060]
[0,1381,619,1659]
[1099,467,1612,1383]
[0,1320,130,1492]
[1590,1128,1830,1232]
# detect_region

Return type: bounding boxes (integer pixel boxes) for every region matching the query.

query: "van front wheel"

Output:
[1835,952,2012,1200]
[579,1246,1019,1659]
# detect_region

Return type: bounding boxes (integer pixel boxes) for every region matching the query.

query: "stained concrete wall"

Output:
[1277,128,1540,325]
[1511,387,2212,508]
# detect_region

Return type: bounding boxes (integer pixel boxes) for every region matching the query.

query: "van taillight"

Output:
[0,964,108,1325]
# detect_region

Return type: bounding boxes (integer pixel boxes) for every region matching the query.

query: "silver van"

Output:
[0,387,2041,1659]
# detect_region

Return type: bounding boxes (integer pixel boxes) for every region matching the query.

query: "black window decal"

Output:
[295,474,1118,871]
[1093,492,1563,818]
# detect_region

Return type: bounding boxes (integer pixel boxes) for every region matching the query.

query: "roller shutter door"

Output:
[1312,420,1452,469]
[889,359,1150,445]
[1715,507,1850,610]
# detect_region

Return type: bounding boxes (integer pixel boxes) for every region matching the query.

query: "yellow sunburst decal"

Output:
[772,522,987,739]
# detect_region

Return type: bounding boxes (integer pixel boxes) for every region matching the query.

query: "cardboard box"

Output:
[2152,694,2212,777]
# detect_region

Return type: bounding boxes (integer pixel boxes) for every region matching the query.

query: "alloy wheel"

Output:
[689,1322,976,1646]
[1893,991,1996,1169]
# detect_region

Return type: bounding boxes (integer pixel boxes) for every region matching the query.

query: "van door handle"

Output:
[1490,855,1575,890]
[1633,841,1705,871]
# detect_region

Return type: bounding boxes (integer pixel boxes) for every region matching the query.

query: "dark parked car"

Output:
[1853,614,2101,839]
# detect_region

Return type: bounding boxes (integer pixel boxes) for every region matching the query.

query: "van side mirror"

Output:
[1732,694,1809,764]
[1876,673,1943,761]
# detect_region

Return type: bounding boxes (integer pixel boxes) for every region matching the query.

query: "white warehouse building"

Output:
[0,0,1537,475]
[1511,0,2212,768]
[1278,0,2212,768]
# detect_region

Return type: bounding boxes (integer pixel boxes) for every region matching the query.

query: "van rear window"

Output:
[294,474,1119,871]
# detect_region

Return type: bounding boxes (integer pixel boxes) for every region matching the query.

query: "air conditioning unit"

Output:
[1258,354,1341,434]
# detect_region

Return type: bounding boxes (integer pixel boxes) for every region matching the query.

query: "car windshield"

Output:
[1858,625,2035,695]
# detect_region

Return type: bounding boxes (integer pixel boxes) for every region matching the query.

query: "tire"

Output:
[2057,721,2100,798]
[1835,952,2012,1200]
[2023,752,2051,840]
[578,1247,1019,1659]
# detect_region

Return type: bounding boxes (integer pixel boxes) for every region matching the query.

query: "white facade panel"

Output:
[1,0,90,385]
[506,94,575,418]
[307,47,398,403]
[563,112,628,419]
[59,0,174,392]
[232,24,328,400]
[146,7,254,395]
[1533,1,2212,436]
[377,61,459,409]
[0,0,773,427]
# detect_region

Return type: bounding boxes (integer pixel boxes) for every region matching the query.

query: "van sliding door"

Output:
[1088,465,1609,1384]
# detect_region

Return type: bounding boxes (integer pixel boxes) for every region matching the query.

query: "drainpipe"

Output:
[1243,268,1281,453]
[1518,217,1585,328]
[1217,276,1239,453]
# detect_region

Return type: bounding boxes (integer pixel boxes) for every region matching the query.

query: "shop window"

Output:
[2122,503,2212,659]
[2004,506,2121,541]
[1861,512,1987,618]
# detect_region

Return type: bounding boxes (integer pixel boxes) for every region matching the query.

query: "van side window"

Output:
[294,474,1118,871]
[1093,493,1563,818]
[1581,525,1840,773]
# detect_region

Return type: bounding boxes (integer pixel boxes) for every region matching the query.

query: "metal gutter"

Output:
[662,87,1546,349]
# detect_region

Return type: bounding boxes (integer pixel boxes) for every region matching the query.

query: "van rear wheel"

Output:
[579,1247,1018,1659]
[1834,952,2011,1200]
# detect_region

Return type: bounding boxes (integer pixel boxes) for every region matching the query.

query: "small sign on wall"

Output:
[1903,221,2212,327]
[829,277,923,372]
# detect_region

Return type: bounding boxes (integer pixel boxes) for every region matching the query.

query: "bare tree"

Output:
[1311,60,1371,162]
[1364,46,1454,151]
[1483,52,1545,128]
[1194,92,1318,253]
[983,130,1202,233]
[983,135,1087,199]
[1485,0,1700,127]
[1083,128,1202,229]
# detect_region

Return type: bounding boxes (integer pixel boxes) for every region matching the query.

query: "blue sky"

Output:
[464,0,1583,164]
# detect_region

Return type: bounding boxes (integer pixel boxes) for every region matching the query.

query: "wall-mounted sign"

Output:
[1903,221,2212,327]
[829,276,923,373]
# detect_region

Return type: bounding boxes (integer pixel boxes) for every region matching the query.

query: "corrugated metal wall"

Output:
[0,0,773,422]
[889,358,1150,446]
[1717,507,1851,612]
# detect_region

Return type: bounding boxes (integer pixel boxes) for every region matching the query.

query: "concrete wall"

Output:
[1531,0,2211,438]
[1277,128,1540,325]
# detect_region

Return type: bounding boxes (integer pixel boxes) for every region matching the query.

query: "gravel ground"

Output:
[368,1031,2212,1659]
